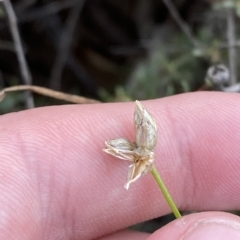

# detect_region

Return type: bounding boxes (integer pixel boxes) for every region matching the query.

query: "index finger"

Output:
[0,92,240,240]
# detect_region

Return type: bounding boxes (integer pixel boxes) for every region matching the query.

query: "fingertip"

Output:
[147,212,240,240]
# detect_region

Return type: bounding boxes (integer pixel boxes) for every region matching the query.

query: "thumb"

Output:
[148,212,240,240]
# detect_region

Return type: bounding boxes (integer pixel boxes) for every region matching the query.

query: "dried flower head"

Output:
[103,100,157,189]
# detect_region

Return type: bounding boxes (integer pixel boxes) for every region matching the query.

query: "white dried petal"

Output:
[124,153,153,190]
[124,164,141,190]
[134,100,157,150]
[103,138,134,161]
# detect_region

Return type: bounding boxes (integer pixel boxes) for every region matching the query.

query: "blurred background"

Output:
[0,0,239,233]
[0,0,239,112]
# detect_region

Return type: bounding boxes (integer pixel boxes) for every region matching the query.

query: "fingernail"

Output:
[181,218,240,240]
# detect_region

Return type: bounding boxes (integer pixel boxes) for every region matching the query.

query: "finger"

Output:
[147,212,240,240]
[97,230,149,240]
[0,92,240,239]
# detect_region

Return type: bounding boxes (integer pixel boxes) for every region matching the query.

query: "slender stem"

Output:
[151,165,181,219]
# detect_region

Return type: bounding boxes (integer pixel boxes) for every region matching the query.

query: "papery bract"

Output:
[103,138,135,161]
[134,100,157,150]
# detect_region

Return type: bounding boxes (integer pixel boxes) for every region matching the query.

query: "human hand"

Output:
[1,92,240,239]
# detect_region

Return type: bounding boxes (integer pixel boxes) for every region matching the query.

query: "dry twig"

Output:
[0,85,100,104]
[50,0,85,90]
[2,0,34,109]
[161,0,200,48]
[218,41,240,49]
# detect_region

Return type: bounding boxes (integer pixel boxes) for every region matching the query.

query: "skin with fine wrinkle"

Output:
[1,93,240,239]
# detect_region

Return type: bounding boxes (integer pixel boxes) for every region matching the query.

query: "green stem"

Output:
[151,165,181,219]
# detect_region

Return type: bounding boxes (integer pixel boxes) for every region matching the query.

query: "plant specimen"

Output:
[103,100,181,218]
